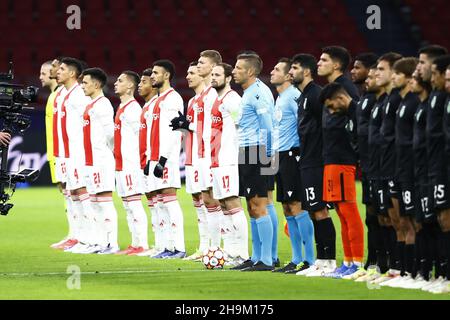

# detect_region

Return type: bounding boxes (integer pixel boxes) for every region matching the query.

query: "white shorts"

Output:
[55,157,68,184]
[185,165,202,194]
[115,170,145,198]
[198,157,213,191]
[85,163,115,194]
[66,159,87,191]
[145,161,181,193]
[212,165,239,200]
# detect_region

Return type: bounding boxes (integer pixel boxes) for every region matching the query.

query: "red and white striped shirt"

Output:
[139,95,159,169]
[114,99,142,172]
[52,85,65,157]
[149,88,184,163]
[210,90,241,168]
[83,95,115,166]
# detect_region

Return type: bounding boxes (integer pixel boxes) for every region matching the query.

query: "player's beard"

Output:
[152,81,163,89]
[213,82,226,92]
[292,72,304,87]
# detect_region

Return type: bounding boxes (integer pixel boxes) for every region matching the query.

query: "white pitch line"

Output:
[0,269,231,277]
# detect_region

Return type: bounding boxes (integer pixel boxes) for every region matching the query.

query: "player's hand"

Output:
[153,156,167,178]
[0,132,11,146]
[143,160,151,176]
[169,111,191,131]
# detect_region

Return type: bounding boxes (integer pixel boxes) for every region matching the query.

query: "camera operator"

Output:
[0,132,11,146]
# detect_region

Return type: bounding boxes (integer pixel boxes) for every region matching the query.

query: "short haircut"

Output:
[200,50,222,65]
[82,68,108,87]
[291,53,318,77]
[278,57,292,74]
[153,59,176,81]
[319,82,348,105]
[142,68,153,77]
[216,63,233,78]
[41,60,53,67]
[322,46,351,72]
[61,57,83,78]
[418,45,448,61]
[236,53,263,76]
[122,70,140,89]
[354,52,379,68]
[432,54,450,73]
[393,57,418,78]
[189,61,198,67]
[378,52,403,68]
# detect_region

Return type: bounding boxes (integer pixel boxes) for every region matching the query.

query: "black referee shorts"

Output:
[238,146,270,199]
[275,148,302,203]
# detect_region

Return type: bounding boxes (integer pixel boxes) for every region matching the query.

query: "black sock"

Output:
[445,231,450,280]
[438,229,449,279]
[414,228,425,278]
[312,219,325,260]
[395,241,405,273]
[318,217,336,260]
[405,244,415,275]
[388,226,398,270]
[365,213,379,268]
[377,226,389,273]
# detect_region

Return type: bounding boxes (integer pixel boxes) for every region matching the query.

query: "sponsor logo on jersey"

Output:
[372,106,378,119]
[114,123,121,130]
[152,114,159,121]
[82,119,90,127]
[211,115,222,123]
[362,99,368,110]
[399,105,406,118]
[385,102,390,114]
[415,109,423,122]
[447,101,450,113]
[431,96,436,109]
[303,98,308,110]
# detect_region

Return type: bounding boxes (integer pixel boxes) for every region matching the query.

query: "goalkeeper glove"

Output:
[169,111,191,131]
[153,156,167,178]
[143,160,151,176]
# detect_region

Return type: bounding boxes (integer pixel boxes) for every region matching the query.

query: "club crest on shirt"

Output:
[303,98,308,110]
[346,119,354,132]
[372,106,378,119]
[275,108,283,122]
[362,99,368,110]
[385,103,390,114]
[415,109,423,122]
[431,96,436,109]
[399,105,406,118]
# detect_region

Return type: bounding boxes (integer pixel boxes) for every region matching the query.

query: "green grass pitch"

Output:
[0,183,448,300]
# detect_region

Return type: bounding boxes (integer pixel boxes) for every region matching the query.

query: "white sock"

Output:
[98,199,118,249]
[79,192,94,245]
[194,199,209,251]
[90,197,103,246]
[147,197,158,250]
[64,191,76,239]
[229,208,249,260]
[158,195,171,251]
[71,197,83,242]
[122,200,137,247]
[127,195,148,250]
[220,211,233,256]
[164,194,185,252]
[206,206,222,248]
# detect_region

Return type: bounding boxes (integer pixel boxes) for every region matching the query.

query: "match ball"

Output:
[202,247,225,270]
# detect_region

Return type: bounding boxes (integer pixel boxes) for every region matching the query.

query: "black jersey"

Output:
[380,88,402,180]
[322,100,358,166]
[395,91,420,182]
[334,75,360,101]
[426,90,448,178]
[413,98,429,184]
[367,93,388,180]
[356,93,377,173]
[444,96,450,161]
[297,81,323,168]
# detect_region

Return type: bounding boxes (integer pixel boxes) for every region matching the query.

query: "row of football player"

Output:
[40,46,450,290]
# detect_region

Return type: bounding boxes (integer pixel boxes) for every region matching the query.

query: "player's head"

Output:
[151,59,175,89]
[446,65,450,94]
[50,57,63,82]
[198,50,222,78]
[39,61,54,88]
[418,45,448,82]
[351,52,379,84]
[114,70,140,96]
[392,57,418,90]
[270,58,292,87]
[410,70,432,95]
[289,53,317,87]
[431,54,450,90]
[81,67,107,97]
[186,61,204,90]
[58,57,83,85]
[319,82,351,113]
[211,63,233,91]
[375,52,402,89]
[364,65,379,93]
[233,52,263,86]
[318,46,351,79]
[138,68,157,99]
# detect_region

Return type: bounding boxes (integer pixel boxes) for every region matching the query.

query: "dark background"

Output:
[1,0,448,185]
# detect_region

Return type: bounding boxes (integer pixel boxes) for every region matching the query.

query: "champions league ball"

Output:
[202,247,226,270]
